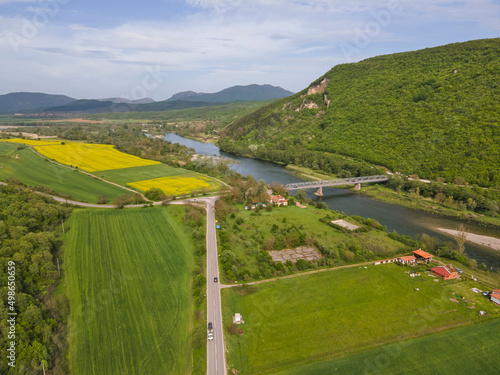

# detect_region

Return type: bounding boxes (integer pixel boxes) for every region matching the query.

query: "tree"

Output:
[113,193,132,209]
[145,188,164,201]
[296,189,307,201]
[97,192,107,204]
[454,224,467,255]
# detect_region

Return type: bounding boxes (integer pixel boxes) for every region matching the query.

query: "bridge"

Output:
[285,175,388,196]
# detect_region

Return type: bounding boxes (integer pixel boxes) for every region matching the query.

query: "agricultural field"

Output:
[221,263,500,374]
[275,318,500,375]
[3,138,63,146]
[129,176,214,195]
[64,207,197,374]
[0,141,127,203]
[3,138,223,197]
[98,163,223,195]
[34,142,160,172]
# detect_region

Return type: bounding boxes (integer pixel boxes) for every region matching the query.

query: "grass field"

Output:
[0,142,127,203]
[34,142,160,172]
[219,204,407,281]
[221,263,500,374]
[65,207,196,374]
[274,318,500,375]
[99,163,223,195]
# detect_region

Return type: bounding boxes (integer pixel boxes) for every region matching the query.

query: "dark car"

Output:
[208,322,213,330]
[214,277,218,282]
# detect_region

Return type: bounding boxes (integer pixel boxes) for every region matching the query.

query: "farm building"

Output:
[413,249,434,263]
[374,258,397,265]
[430,266,459,280]
[490,290,500,305]
[397,255,416,265]
[270,195,288,206]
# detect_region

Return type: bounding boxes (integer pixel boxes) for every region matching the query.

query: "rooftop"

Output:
[431,266,454,278]
[399,255,416,262]
[413,249,434,258]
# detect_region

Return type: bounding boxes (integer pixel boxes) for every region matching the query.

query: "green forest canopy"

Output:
[222,38,500,187]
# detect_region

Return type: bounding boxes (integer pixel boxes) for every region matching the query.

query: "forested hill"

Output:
[220,38,500,187]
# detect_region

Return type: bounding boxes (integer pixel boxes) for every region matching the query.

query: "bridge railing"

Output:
[285,175,388,190]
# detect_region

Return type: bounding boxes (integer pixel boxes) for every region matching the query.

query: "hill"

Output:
[167,84,294,102]
[0,92,76,113]
[220,39,500,187]
[97,97,155,104]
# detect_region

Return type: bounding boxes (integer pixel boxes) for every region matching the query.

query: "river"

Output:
[165,133,500,270]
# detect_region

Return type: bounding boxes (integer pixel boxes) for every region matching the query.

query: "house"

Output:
[374,258,397,265]
[430,266,459,280]
[397,255,416,265]
[270,195,288,206]
[490,289,500,305]
[233,313,244,324]
[413,249,434,263]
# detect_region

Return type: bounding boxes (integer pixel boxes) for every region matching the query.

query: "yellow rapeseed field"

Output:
[34,142,160,172]
[128,176,214,195]
[3,138,63,146]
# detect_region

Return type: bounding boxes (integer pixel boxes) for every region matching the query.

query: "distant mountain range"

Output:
[0,92,76,113]
[166,84,294,103]
[0,84,293,114]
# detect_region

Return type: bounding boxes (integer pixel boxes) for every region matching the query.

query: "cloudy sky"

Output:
[1,0,499,100]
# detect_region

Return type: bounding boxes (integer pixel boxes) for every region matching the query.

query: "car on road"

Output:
[214,277,218,282]
[208,322,213,330]
[207,332,213,341]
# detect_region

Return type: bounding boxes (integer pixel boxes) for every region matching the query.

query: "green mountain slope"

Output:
[221,38,500,187]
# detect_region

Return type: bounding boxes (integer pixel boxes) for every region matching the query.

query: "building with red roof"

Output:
[413,249,434,263]
[269,195,288,206]
[490,289,500,305]
[430,266,458,280]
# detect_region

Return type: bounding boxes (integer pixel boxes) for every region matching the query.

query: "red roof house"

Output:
[430,266,458,280]
[270,195,288,206]
[413,249,434,262]
[490,289,500,305]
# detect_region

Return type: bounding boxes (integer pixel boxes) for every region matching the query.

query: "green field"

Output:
[218,204,407,281]
[98,163,223,193]
[221,263,500,374]
[0,142,127,203]
[65,207,196,374]
[275,318,500,375]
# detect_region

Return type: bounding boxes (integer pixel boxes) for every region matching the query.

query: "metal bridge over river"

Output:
[285,175,389,196]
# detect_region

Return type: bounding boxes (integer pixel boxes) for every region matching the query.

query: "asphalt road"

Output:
[203,197,227,375]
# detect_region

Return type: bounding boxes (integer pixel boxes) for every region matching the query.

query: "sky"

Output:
[0,0,499,101]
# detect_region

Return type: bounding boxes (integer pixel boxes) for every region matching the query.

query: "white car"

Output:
[207,332,214,341]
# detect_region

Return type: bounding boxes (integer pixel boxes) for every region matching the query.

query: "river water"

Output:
[164,133,500,270]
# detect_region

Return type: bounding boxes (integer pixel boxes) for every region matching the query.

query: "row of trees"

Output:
[387,176,500,215]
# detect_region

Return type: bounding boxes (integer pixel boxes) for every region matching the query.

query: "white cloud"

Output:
[0,0,499,98]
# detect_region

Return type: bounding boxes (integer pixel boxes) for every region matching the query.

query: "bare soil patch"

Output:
[269,246,323,264]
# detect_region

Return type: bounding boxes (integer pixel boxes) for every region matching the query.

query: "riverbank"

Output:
[359,184,500,229]
[437,228,500,251]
